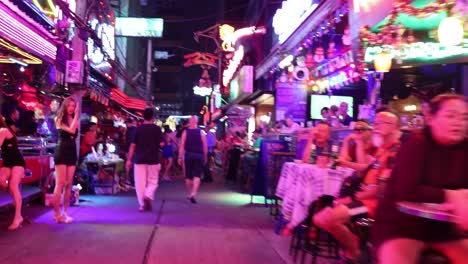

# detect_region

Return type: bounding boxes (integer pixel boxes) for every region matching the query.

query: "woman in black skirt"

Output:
[0,115,25,230]
[53,97,79,223]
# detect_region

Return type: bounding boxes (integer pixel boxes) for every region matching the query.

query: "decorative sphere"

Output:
[374,52,392,72]
[438,17,464,46]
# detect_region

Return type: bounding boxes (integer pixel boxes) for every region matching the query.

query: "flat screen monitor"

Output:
[310,95,354,119]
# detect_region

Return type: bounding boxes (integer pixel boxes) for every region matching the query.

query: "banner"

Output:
[275,82,307,123]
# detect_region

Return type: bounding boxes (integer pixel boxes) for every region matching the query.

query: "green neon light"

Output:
[364,41,468,63]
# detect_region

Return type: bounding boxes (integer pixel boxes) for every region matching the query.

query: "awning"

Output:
[110,88,147,111]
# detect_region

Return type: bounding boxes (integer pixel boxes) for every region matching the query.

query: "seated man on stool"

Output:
[313,111,401,261]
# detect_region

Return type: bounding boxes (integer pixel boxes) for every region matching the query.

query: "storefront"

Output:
[0,0,61,184]
[352,0,467,126]
[255,0,366,126]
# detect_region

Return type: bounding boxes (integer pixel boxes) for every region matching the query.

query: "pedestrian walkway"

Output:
[0,172,295,264]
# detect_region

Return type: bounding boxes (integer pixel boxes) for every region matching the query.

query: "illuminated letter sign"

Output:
[219,24,266,52]
[223,45,245,87]
[364,42,468,63]
[272,0,319,43]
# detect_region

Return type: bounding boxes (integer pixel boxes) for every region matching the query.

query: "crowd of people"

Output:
[0,93,466,264]
[276,94,467,264]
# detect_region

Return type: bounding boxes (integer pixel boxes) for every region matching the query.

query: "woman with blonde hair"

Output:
[53,97,79,223]
[0,114,25,230]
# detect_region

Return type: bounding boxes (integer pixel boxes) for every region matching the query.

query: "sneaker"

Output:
[138,206,145,212]
[189,197,197,204]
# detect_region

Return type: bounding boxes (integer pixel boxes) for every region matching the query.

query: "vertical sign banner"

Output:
[275,82,307,123]
[65,60,83,84]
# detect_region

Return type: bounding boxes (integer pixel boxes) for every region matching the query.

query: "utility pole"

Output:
[146,39,153,100]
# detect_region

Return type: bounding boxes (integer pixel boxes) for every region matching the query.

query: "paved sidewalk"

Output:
[0,172,295,264]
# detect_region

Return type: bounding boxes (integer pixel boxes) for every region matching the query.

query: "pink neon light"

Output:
[0,6,57,61]
[0,15,56,59]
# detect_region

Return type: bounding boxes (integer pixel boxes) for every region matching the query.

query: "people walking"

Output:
[178,116,207,203]
[126,108,163,211]
[53,97,79,224]
[0,115,25,230]
[161,125,177,181]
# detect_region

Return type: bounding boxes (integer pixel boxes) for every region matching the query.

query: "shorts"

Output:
[184,152,204,180]
[162,145,173,158]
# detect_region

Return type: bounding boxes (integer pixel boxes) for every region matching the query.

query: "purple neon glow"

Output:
[0,5,56,61]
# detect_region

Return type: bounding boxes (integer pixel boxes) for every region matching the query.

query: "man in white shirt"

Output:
[281,116,301,133]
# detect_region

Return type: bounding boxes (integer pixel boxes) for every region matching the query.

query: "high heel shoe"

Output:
[8,217,23,231]
[62,213,74,224]
[53,214,66,223]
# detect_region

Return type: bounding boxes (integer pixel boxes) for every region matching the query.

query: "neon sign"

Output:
[223,45,244,87]
[364,42,468,63]
[219,24,266,52]
[32,0,76,21]
[272,0,319,43]
[353,0,378,13]
[193,86,213,97]
[314,68,360,91]
[0,5,57,62]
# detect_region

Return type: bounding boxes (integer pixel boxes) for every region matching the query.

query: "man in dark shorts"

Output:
[126,109,163,211]
[312,111,401,261]
[178,116,207,204]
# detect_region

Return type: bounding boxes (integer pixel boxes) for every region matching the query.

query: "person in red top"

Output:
[313,111,401,261]
[374,94,468,264]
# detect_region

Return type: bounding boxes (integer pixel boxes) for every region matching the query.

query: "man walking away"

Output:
[126,108,163,211]
[178,116,207,203]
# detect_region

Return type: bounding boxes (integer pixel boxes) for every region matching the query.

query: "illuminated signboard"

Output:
[193,86,213,97]
[364,42,468,63]
[272,0,319,43]
[115,17,163,38]
[223,45,244,87]
[219,24,266,52]
[32,0,76,21]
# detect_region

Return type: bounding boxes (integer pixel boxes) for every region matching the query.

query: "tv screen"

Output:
[310,95,354,119]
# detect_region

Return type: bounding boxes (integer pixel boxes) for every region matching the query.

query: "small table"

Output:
[396,201,457,222]
[84,159,124,194]
[276,162,354,228]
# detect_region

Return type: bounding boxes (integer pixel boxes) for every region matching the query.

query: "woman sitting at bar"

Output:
[0,115,25,230]
[374,94,468,264]
[301,121,332,163]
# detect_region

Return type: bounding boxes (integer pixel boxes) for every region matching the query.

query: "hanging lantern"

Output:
[374,52,392,72]
[438,17,464,46]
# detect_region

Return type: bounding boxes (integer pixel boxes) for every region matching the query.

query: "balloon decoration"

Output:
[357,0,458,76]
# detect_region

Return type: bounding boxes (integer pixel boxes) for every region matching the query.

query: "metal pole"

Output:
[146,38,153,100]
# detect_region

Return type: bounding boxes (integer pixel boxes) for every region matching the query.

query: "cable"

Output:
[164,4,249,23]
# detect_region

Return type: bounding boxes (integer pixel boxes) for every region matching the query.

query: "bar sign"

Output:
[65,60,83,84]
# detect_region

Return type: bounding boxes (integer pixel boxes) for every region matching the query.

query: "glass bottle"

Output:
[310,144,317,164]
[330,142,339,169]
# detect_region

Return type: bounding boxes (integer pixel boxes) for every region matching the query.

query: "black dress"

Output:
[1,136,25,168]
[54,129,78,166]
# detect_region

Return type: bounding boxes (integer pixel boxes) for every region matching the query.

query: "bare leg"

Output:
[185,179,192,197]
[62,165,76,217]
[431,239,468,264]
[54,165,67,217]
[377,238,425,264]
[313,205,360,258]
[163,158,173,180]
[8,166,24,230]
[191,177,200,198]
